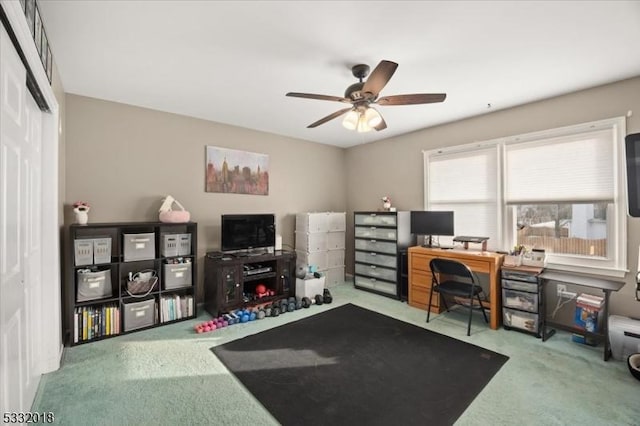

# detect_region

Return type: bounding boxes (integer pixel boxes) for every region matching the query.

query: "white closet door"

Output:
[0,22,42,414]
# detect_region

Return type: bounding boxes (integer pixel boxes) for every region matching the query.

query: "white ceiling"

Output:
[38,1,640,148]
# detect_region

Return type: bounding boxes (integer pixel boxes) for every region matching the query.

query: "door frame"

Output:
[2,0,61,373]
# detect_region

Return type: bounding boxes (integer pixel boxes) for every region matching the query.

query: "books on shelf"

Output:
[160,294,194,323]
[74,303,120,343]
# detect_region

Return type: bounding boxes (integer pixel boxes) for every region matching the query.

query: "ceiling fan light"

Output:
[364,107,382,127]
[342,110,359,130]
[356,115,372,133]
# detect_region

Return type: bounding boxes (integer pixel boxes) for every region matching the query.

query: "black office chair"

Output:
[426,258,488,336]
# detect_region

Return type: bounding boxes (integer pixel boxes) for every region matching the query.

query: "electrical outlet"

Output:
[557,284,567,296]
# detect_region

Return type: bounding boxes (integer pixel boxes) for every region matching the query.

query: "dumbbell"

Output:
[323,288,333,304]
[301,297,312,308]
[314,294,324,305]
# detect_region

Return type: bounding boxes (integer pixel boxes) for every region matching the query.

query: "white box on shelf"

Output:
[295,276,325,299]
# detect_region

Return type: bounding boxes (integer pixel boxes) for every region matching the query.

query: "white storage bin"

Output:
[326,231,345,250]
[327,212,346,232]
[322,266,344,287]
[296,276,325,299]
[326,249,345,268]
[123,298,156,332]
[74,239,94,266]
[163,263,192,290]
[296,250,328,270]
[161,234,179,257]
[296,213,328,234]
[295,232,327,253]
[77,269,112,302]
[123,233,156,262]
[609,315,640,361]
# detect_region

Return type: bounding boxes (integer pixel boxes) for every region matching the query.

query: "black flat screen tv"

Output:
[221,214,275,253]
[410,211,454,247]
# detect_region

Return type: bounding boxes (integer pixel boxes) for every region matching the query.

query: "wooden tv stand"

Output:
[203,250,296,317]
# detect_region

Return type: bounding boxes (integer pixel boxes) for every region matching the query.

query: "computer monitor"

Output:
[410,211,454,247]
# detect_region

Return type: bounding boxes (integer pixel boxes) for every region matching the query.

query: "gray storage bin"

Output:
[77,269,112,302]
[163,263,192,290]
[93,238,112,264]
[177,234,191,256]
[161,234,179,257]
[123,233,155,261]
[123,298,156,332]
[74,239,94,266]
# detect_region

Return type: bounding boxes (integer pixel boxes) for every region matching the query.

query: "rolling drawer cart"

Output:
[501,265,544,337]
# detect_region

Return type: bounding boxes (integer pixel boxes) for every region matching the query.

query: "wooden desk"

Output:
[408,246,504,330]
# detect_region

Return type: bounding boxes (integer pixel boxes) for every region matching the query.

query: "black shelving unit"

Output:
[64,221,198,346]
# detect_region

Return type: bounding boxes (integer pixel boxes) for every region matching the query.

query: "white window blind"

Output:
[426,147,499,249]
[505,129,614,203]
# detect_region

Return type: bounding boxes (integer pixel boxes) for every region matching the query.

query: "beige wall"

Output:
[64,94,347,298]
[345,76,640,317]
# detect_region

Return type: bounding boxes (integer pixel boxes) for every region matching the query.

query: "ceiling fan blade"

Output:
[374,115,387,131]
[362,60,398,98]
[307,107,353,128]
[377,93,446,106]
[286,92,350,103]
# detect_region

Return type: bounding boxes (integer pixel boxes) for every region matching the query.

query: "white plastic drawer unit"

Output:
[296,250,328,270]
[354,276,397,296]
[295,232,327,253]
[502,289,538,313]
[327,212,346,232]
[503,308,539,334]
[355,263,396,282]
[326,231,346,250]
[296,213,328,234]
[355,251,397,269]
[354,213,397,227]
[326,249,345,268]
[354,226,397,241]
[354,239,397,255]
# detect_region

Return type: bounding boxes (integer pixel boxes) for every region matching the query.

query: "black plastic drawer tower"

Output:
[502,267,543,337]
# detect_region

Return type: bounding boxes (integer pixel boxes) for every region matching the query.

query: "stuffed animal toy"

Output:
[159,195,191,223]
[381,196,392,211]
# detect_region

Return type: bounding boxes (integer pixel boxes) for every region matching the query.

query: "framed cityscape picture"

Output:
[205,146,269,195]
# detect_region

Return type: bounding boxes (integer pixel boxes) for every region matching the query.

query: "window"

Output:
[425,146,500,250]
[424,117,627,277]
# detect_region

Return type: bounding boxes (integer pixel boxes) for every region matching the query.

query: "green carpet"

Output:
[32,283,639,425]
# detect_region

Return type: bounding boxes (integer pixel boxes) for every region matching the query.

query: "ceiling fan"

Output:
[286,60,446,133]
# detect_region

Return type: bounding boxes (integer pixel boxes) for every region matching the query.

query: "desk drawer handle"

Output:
[370,252,376,256]
[370,265,377,269]
[370,239,377,243]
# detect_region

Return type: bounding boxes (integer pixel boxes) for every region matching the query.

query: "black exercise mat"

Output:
[211,303,508,425]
